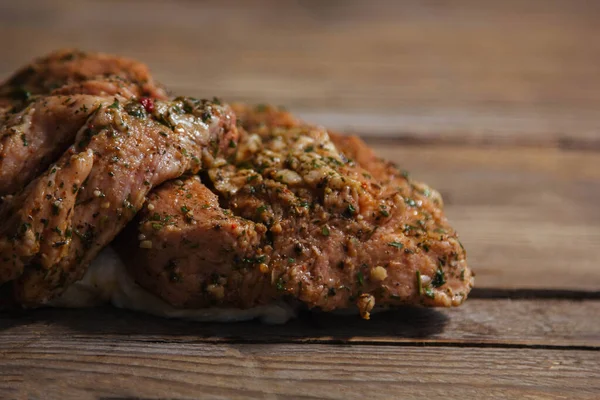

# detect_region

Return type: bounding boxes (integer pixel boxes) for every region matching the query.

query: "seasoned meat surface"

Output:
[117,176,270,308]
[0,50,472,319]
[0,97,238,305]
[123,105,473,318]
[0,49,167,105]
[0,95,111,196]
[0,50,168,196]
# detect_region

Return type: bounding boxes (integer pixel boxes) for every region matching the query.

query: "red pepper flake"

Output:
[231,223,237,229]
[140,97,154,113]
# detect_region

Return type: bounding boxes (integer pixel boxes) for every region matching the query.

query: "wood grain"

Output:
[1,300,599,348]
[1,0,600,146]
[0,341,598,400]
[369,143,600,291]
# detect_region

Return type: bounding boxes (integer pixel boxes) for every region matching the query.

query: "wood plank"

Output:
[1,0,600,145]
[1,300,599,348]
[369,143,600,291]
[0,341,598,400]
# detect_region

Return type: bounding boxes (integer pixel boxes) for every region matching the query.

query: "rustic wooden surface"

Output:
[0,0,599,399]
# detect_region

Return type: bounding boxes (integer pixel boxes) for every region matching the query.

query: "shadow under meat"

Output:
[0,305,447,342]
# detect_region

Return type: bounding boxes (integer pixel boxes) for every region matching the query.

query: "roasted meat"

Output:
[121,105,473,318]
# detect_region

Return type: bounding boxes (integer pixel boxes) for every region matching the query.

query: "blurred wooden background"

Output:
[1,1,599,399]
[2,0,600,145]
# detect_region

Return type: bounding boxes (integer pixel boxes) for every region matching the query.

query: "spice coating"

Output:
[0,50,473,318]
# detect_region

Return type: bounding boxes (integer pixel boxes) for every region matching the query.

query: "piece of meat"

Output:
[0,50,168,196]
[117,176,270,308]
[0,97,239,306]
[0,95,112,196]
[0,49,167,105]
[122,104,473,318]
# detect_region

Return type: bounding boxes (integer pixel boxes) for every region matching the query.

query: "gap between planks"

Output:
[1,299,599,349]
[470,288,600,300]
[359,134,600,152]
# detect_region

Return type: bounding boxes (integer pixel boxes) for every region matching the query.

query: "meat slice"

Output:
[0,95,112,195]
[0,49,167,105]
[0,150,94,283]
[0,50,168,196]
[123,104,473,318]
[117,176,270,308]
[0,97,238,306]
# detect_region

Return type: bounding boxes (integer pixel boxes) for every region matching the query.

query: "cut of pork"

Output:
[121,105,473,318]
[0,97,238,306]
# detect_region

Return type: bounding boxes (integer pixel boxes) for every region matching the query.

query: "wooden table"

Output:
[1,1,599,398]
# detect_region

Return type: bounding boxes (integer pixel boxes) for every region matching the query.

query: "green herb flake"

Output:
[388,241,404,249]
[431,268,446,288]
[51,202,60,216]
[201,111,212,123]
[321,226,330,236]
[347,204,356,214]
[416,270,423,296]
[405,198,417,207]
[356,271,364,286]
[276,277,285,291]
[424,287,435,299]
[256,205,268,214]
[19,222,31,234]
